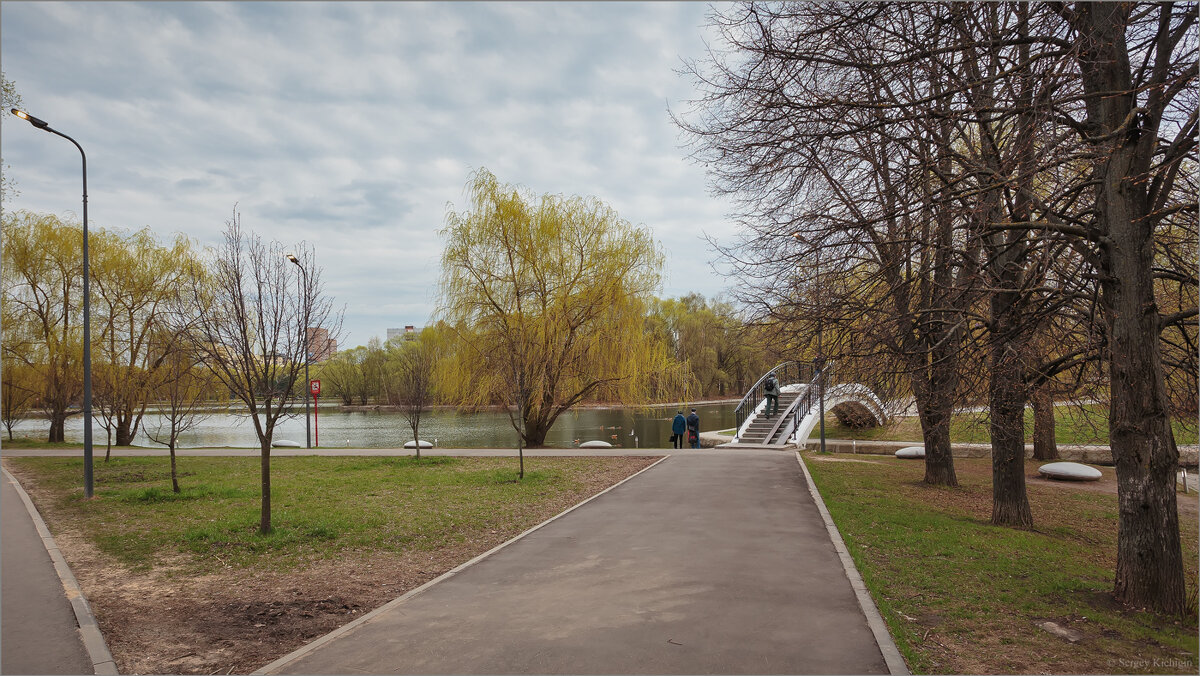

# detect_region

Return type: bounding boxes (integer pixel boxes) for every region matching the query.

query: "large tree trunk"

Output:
[989,331,1033,528]
[1101,172,1185,613]
[912,349,959,487]
[1073,2,1185,615]
[1031,385,1058,461]
[47,412,66,443]
[115,417,134,447]
[522,418,551,449]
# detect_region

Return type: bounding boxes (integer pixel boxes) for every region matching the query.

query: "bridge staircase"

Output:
[721,360,889,449]
[736,391,803,445]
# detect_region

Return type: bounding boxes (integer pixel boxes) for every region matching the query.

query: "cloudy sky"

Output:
[2,1,741,348]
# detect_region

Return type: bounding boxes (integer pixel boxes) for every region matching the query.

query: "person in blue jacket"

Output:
[686,408,701,448]
[671,411,687,449]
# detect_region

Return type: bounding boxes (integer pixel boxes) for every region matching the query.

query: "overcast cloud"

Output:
[2,1,737,347]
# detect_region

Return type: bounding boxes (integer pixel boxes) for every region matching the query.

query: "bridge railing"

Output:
[789,361,834,444]
[733,360,815,438]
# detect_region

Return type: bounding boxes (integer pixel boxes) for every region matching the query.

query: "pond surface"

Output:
[9,402,738,450]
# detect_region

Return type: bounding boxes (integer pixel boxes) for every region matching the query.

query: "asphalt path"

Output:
[258,451,892,675]
[1,470,94,675]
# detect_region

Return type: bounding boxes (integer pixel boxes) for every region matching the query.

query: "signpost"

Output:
[310,379,321,447]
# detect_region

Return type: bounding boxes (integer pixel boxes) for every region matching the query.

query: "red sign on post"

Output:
[310,380,320,447]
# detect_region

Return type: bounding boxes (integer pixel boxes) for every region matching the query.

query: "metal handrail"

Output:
[786,361,834,445]
[733,360,814,439]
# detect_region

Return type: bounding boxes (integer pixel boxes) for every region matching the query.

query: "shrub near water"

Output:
[11,455,629,573]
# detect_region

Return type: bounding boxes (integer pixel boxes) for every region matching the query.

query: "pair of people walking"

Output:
[671,408,701,449]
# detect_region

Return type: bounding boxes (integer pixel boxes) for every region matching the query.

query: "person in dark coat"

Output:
[671,411,687,449]
[686,408,700,449]
[763,373,780,416]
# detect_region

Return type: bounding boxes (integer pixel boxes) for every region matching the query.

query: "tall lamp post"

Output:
[286,253,311,448]
[792,231,826,454]
[12,109,95,497]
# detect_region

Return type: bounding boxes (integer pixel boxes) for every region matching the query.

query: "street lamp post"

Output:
[792,231,826,454]
[286,253,311,449]
[12,109,95,497]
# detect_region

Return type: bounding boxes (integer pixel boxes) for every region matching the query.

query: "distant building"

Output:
[307,327,336,362]
[387,325,421,343]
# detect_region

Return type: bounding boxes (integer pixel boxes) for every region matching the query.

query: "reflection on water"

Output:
[9,402,737,449]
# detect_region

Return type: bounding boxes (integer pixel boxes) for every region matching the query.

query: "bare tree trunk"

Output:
[914,348,959,487]
[105,428,112,462]
[989,334,1033,527]
[260,441,273,534]
[1071,2,1186,615]
[1103,176,1185,613]
[1031,385,1058,460]
[170,442,180,493]
[47,414,65,443]
[115,418,134,447]
[522,419,552,449]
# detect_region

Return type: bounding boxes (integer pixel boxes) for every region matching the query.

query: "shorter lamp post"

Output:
[12,108,95,496]
[792,231,826,454]
[286,253,311,449]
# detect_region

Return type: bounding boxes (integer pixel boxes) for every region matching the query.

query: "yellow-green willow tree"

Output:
[437,169,689,474]
[2,211,83,442]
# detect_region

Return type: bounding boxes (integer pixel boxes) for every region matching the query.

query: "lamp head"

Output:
[286,253,300,265]
[11,108,49,130]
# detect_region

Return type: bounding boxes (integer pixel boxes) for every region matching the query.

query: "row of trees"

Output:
[1,212,211,447]
[678,2,1196,614]
[313,293,776,410]
[2,209,342,534]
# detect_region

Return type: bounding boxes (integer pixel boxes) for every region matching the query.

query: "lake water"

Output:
[8,402,738,450]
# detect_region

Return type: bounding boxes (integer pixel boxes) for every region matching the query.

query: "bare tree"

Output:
[391,332,437,460]
[0,358,38,440]
[1044,1,1198,614]
[185,209,342,533]
[144,301,221,493]
[679,0,1196,614]
[676,3,987,486]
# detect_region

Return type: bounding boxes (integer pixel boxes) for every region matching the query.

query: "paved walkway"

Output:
[1,468,95,675]
[258,451,895,674]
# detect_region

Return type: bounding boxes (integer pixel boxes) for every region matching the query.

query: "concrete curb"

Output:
[2,467,119,675]
[793,452,910,676]
[253,454,674,675]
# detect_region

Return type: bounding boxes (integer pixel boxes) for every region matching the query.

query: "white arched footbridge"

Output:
[722,361,888,448]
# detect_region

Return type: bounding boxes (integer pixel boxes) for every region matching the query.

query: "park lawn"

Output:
[803,453,1199,675]
[5,454,654,574]
[4,454,660,674]
[822,404,1199,446]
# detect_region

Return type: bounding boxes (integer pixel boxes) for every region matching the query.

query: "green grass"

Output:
[823,404,1199,446]
[7,455,649,573]
[804,453,1199,674]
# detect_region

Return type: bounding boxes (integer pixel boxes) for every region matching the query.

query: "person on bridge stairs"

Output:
[763,373,780,417]
[671,411,686,449]
[686,408,701,449]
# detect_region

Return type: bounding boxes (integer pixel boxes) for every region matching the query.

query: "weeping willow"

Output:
[436,169,692,457]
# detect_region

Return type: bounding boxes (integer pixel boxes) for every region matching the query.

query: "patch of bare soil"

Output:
[808,456,881,464]
[1027,472,1200,517]
[14,456,659,675]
